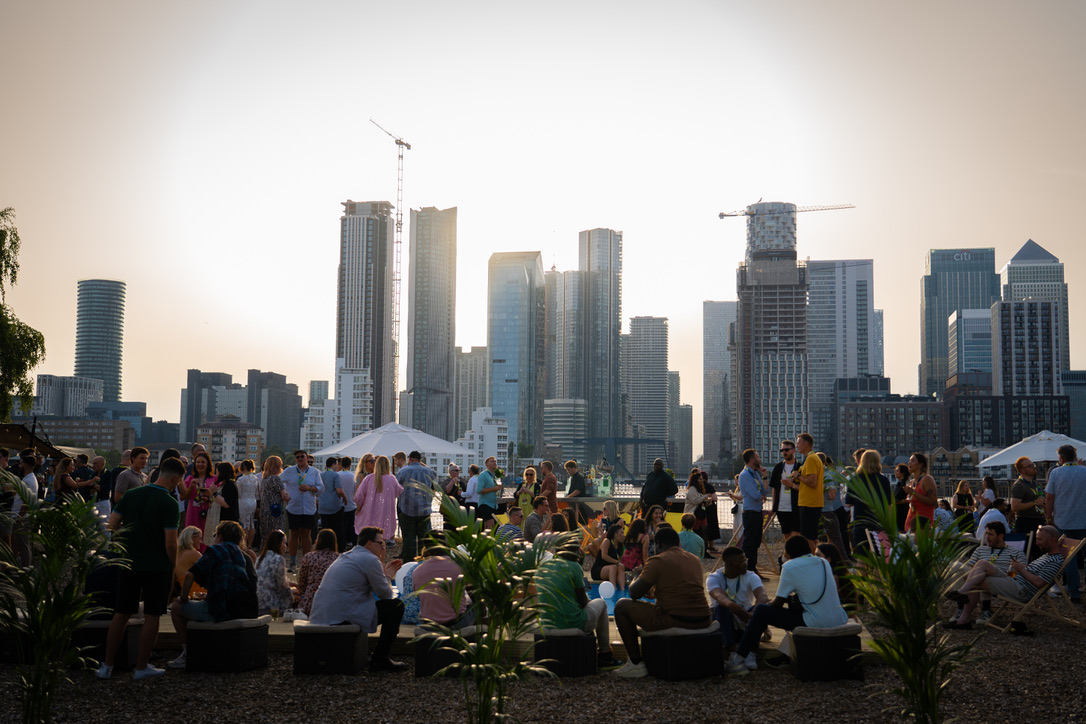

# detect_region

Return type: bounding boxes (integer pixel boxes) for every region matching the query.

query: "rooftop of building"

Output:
[1008,238,1059,264]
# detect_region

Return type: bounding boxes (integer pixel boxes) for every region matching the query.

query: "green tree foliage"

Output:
[0,208,47,422]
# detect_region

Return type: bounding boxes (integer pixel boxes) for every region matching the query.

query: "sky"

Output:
[3,1,1084,458]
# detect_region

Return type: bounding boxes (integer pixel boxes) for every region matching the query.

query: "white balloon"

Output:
[395,561,418,594]
[598,581,616,599]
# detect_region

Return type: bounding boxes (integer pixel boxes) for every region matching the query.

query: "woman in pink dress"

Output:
[354,455,402,539]
[181,452,218,535]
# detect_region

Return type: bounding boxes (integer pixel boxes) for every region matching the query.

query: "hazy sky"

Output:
[3,1,1084,457]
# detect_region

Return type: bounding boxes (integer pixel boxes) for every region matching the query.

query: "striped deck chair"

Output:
[986,536,1085,633]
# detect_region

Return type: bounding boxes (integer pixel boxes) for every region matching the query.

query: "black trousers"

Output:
[742,510,763,571]
[374,598,405,659]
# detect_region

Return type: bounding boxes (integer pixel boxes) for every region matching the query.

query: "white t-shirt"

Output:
[978,507,1008,533]
[706,569,764,611]
[338,471,357,512]
[777,463,796,513]
[12,472,38,516]
[464,475,480,504]
[976,488,996,514]
[776,555,847,629]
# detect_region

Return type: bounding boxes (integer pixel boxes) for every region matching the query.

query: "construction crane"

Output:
[370,119,411,392]
[718,203,854,219]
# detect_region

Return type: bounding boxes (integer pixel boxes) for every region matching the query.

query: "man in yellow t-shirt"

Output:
[793,433,824,546]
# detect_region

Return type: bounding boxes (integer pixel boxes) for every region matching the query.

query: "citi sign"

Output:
[953,251,972,261]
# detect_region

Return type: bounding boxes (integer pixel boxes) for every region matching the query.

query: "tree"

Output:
[261,444,289,465]
[0,208,46,422]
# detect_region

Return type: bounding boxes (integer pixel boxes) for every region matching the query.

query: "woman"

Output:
[846,449,893,550]
[259,455,288,543]
[50,457,80,504]
[699,471,721,550]
[514,467,540,513]
[296,528,339,616]
[591,522,626,591]
[620,517,650,571]
[893,463,911,532]
[182,452,217,534]
[174,526,207,597]
[903,453,937,532]
[683,470,712,548]
[209,462,239,533]
[952,480,976,532]
[645,505,665,556]
[548,513,569,532]
[256,529,296,615]
[236,459,261,546]
[600,500,621,531]
[976,476,998,524]
[354,455,402,539]
[933,499,956,532]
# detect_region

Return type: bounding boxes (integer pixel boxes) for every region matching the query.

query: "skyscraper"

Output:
[624,316,669,471]
[454,346,488,441]
[873,309,885,375]
[919,249,1000,398]
[579,228,623,459]
[407,206,457,440]
[703,301,737,465]
[74,279,125,402]
[179,370,234,445]
[246,369,303,451]
[732,202,809,458]
[544,269,584,400]
[807,260,877,458]
[992,300,1063,397]
[1001,239,1070,372]
[948,309,992,375]
[488,252,545,454]
[337,200,396,429]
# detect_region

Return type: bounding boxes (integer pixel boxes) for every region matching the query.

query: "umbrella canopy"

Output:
[313,422,474,464]
[976,430,1086,469]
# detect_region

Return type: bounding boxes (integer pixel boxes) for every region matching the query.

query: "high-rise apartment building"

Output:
[406,206,457,440]
[29,374,103,418]
[309,381,329,406]
[676,404,693,475]
[667,371,681,471]
[873,309,885,375]
[337,200,396,430]
[992,300,1063,397]
[543,398,589,466]
[948,310,992,375]
[180,370,234,445]
[246,369,303,451]
[488,252,545,454]
[919,249,1000,397]
[454,346,488,441]
[807,260,878,459]
[579,229,623,458]
[624,316,669,471]
[544,269,584,400]
[1062,371,1086,441]
[732,202,809,458]
[703,301,737,465]
[74,279,125,402]
[1001,239,1070,372]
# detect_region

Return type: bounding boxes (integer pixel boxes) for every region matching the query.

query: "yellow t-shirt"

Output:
[797,453,824,508]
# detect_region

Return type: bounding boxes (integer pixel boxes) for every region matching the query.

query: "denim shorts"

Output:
[179,599,216,622]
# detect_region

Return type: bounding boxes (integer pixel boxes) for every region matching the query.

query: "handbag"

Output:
[270,502,282,517]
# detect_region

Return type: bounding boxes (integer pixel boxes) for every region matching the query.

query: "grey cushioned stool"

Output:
[791,622,864,681]
[413,625,479,678]
[533,628,597,677]
[73,618,142,669]
[186,615,270,672]
[293,620,368,675]
[640,621,722,680]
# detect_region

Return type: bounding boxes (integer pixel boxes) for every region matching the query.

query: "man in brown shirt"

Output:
[612,526,712,677]
[112,446,149,504]
[539,461,558,514]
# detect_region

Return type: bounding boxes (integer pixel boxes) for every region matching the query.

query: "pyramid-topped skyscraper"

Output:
[1001,239,1070,371]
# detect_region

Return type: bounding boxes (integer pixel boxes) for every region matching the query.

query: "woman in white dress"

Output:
[236,458,261,547]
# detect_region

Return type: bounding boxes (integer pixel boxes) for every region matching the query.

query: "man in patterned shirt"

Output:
[944,525,1065,629]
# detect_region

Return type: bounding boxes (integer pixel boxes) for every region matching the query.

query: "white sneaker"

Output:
[167,652,186,669]
[743,652,758,671]
[95,663,112,680]
[977,610,993,624]
[133,665,166,680]
[613,660,648,678]
[726,653,750,676]
[1048,585,1062,598]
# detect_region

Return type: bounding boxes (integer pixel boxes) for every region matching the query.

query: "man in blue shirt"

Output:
[738,448,770,577]
[475,456,503,531]
[281,449,324,567]
[318,457,347,548]
[396,451,438,560]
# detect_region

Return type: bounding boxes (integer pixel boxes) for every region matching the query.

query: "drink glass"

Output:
[271,607,280,621]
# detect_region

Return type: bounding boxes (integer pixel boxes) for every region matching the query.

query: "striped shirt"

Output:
[1017,552,1064,599]
[965,545,1024,569]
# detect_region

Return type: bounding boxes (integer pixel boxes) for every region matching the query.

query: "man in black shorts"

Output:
[96,456,184,680]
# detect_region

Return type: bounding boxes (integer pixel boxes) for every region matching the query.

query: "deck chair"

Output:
[986,536,1086,632]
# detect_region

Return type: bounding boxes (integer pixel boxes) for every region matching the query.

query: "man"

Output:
[392,451,407,474]
[707,546,769,651]
[475,457,503,530]
[113,447,149,504]
[1045,444,1086,604]
[318,457,346,548]
[793,433,824,547]
[947,521,1024,623]
[167,520,258,668]
[11,449,39,565]
[1010,456,1046,537]
[308,526,407,671]
[89,455,112,519]
[612,527,713,678]
[337,455,357,550]
[71,453,98,497]
[397,451,438,560]
[524,496,549,543]
[564,459,591,525]
[496,506,525,541]
[536,541,624,671]
[539,461,559,515]
[944,525,1067,629]
[678,513,705,558]
[738,448,770,575]
[979,498,1011,534]
[769,440,799,537]
[639,458,677,517]
[107,449,131,503]
[96,456,184,680]
[281,449,324,566]
[726,534,848,675]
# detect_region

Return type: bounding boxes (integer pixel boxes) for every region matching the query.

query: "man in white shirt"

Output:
[770,440,799,537]
[309,526,406,671]
[978,498,1011,535]
[12,450,40,566]
[726,534,847,675]
[707,546,768,651]
[281,449,324,566]
[337,456,358,549]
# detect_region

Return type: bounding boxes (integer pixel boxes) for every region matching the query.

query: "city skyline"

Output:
[4,2,1085,459]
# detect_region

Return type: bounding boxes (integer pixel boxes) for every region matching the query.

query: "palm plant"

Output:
[0,476,123,724]
[414,487,578,724]
[844,473,979,724]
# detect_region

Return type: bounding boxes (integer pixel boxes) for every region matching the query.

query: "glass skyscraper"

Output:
[1001,239,1070,372]
[578,229,623,454]
[703,300,737,465]
[74,279,125,403]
